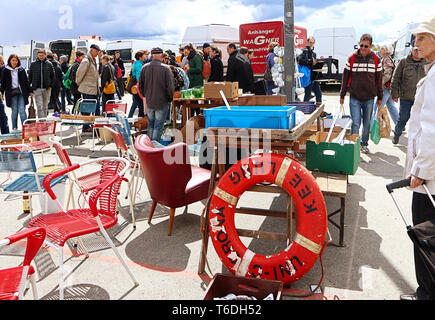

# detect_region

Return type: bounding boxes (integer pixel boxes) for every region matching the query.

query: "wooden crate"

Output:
[203,273,283,300]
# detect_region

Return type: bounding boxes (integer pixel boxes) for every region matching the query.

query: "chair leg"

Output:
[168,208,176,236]
[58,246,64,300]
[30,273,39,300]
[98,224,138,286]
[148,200,157,224]
[128,179,136,229]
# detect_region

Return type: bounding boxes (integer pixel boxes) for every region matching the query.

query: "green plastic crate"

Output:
[306,131,361,175]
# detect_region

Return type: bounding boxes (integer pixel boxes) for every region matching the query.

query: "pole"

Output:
[284,0,295,102]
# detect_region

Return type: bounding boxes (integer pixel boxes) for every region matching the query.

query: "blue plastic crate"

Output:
[204,106,297,130]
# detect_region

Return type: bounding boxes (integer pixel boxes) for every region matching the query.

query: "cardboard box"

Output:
[306,131,360,175]
[203,273,283,300]
[204,82,239,100]
[232,95,287,106]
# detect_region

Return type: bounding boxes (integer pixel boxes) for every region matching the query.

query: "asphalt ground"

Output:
[0,87,419,302]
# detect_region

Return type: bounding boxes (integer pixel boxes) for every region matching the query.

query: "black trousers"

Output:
[49,86,61,112]
[412,192,435,299]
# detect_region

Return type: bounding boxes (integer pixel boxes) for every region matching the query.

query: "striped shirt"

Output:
[340,50,383,102]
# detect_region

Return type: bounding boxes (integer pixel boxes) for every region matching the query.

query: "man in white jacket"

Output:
[401,15,435,301]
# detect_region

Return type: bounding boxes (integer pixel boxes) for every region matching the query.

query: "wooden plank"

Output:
[312,171,347,198]
[248,184,284,194]
[235,207,287,218]
[237,228,288,241]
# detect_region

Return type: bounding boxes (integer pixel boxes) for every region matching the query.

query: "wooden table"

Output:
[198,105,325,274]
[172,98,229,130]
[312,171,348,247]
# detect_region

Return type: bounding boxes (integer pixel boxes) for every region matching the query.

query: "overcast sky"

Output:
[0,0,434,46]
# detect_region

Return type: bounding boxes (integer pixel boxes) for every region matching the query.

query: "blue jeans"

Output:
[394,99,414,137]
[10,94,27,130]
[266,81,277,95]
[304,81,322,103]
[373,88,399,125]
[60,83,73,112]
[147,104,169,142]
[349,97,374,146]
[0,97,10,134]
[128,94,145,118]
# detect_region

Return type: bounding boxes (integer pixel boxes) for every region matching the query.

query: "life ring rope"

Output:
[209,153,328,285]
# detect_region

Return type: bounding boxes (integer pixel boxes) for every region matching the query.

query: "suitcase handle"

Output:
[386,178,411,193]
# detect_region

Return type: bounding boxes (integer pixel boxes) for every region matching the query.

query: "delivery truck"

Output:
[239,21,307,76]
[312,27,357,85]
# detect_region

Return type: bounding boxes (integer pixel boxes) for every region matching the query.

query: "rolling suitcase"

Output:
[386,178,435,284]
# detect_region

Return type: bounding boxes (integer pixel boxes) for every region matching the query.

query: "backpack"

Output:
[347,52,379,87]
[63,63,76,89]
[264,53,274,82]
[383,56,395,89]
[202,58,211,79]
[115,63,122,79]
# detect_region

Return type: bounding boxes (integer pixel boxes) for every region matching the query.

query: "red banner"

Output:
[239,21,307,75]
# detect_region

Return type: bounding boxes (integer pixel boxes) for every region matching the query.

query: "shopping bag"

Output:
[298,65,311,88]
[28,97,36,119]
[378,106,392,138]
[370,118,381,144]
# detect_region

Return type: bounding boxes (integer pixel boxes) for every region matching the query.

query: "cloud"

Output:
[0,0,433,47]
[294,0,435,43]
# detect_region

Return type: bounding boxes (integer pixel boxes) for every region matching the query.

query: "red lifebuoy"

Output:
[209,153,327,285]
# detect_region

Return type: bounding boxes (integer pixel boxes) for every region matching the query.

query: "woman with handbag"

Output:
[100,54,117,114]
[127,51,146,118]
[0,54,30,131]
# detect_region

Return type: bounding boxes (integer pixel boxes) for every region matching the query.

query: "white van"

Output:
[2,44,31,70]
[106,39,179,78]
[181,24,239,66]
[392,22,419,64]
[30,38,107,65]
[312,27,357,84]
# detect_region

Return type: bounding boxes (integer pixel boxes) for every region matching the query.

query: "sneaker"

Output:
[361,146,370,154]
[392,134,399,145]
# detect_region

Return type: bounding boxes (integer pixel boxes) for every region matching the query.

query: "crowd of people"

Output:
[0,39,263,141]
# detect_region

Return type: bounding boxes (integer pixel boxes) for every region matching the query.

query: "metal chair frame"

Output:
[28,157,139,300]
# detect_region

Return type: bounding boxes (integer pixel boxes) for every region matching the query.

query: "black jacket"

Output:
[115,58,125,77]
[100,63,117,94]
[69,60,81,95]
[0,66,31,106]
[28,58,55,91]
[209,54,224,82]
[225,51,239,82]
[226,52,254,93]
[298,46,322,81]
[60,61,69,75]
[49,59,63,88]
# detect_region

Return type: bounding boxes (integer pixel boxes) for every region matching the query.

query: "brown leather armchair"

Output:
[135,135,212,235]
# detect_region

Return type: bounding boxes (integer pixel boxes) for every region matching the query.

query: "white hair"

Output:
[380,44,393,54]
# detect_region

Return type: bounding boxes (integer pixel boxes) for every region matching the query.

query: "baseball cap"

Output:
[90,44,101,51]
[410,15,435,36]
[151,47,163,55]
[203,42,211,48]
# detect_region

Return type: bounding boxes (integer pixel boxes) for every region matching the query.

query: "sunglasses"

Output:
[360,44,370,48]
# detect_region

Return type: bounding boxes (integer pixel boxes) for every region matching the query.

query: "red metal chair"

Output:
[0,227,46,300]
[104,126,140,228]
[51,140,103,210]
[134,134,212,236]
[28,157,139,300]
[15,118,57,166]
[104,100,128,117]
